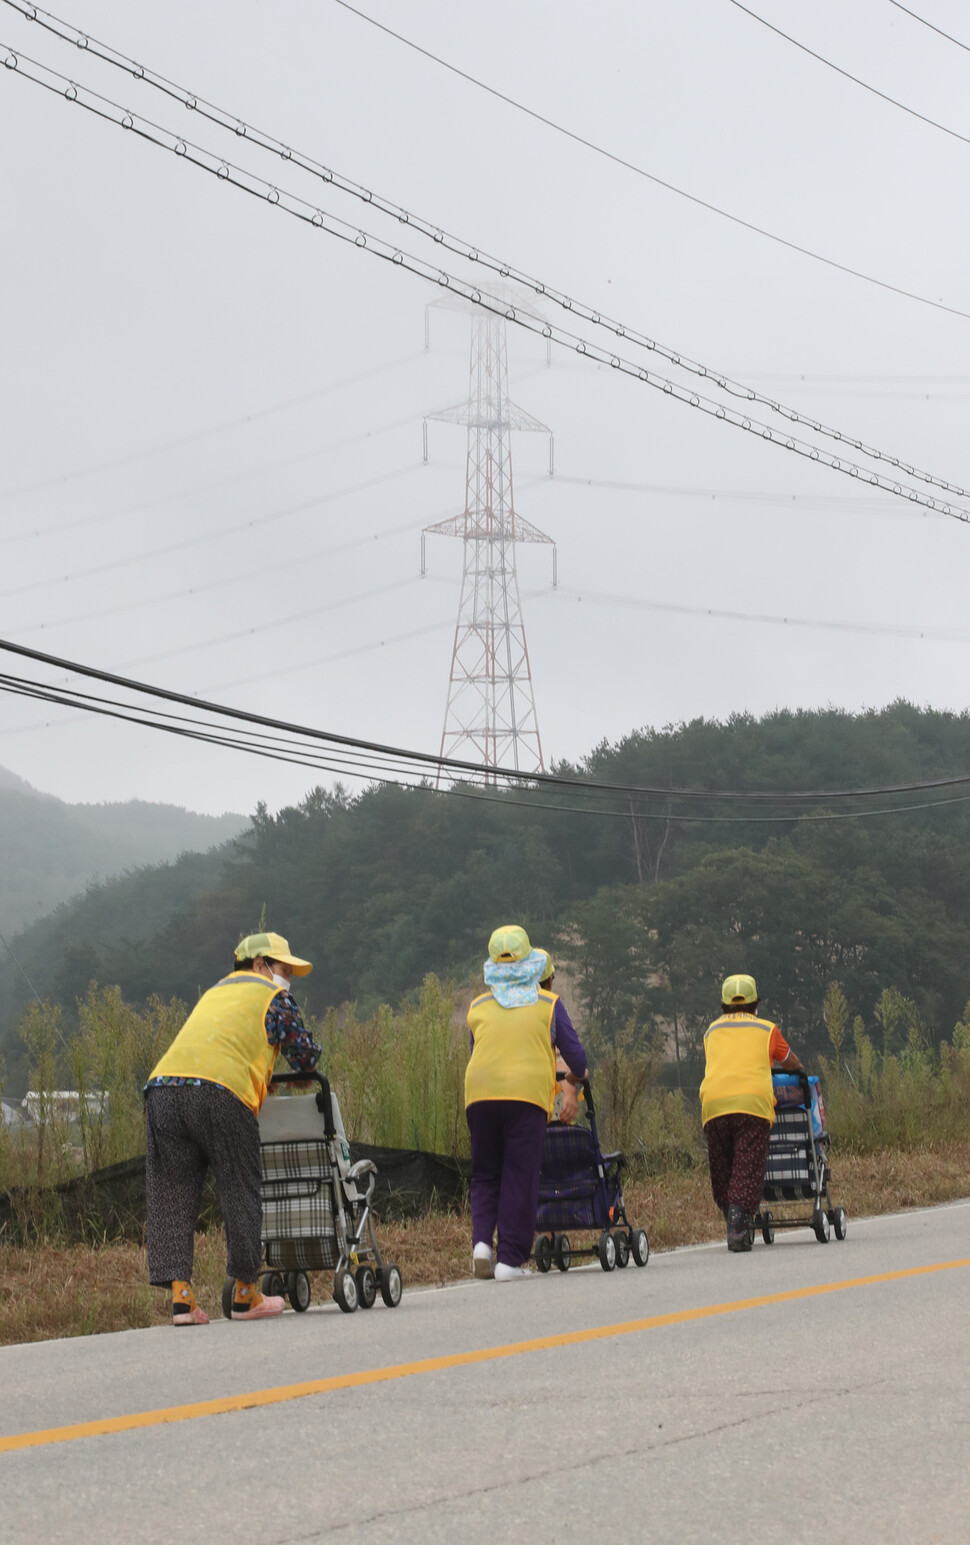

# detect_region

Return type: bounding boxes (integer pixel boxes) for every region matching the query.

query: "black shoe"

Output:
[727,1204,752,1252]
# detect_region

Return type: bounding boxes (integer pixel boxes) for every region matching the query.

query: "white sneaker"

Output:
[494,1262,530,1282]
[472,1242,494,1279]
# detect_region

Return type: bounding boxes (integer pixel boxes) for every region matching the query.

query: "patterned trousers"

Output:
[145,1083,262,1286]
[704,1112,772,1216]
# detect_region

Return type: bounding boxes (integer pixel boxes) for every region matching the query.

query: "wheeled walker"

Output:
[220,1069,403,1316]
[533,1078,649,1274]
[755,1071,847,1246]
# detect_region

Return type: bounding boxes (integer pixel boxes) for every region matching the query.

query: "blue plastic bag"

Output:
[772,1073,824,1137]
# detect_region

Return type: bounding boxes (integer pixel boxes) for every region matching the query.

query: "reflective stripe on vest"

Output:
[149,972,280,1114]
[465,989,558,1114]
[699,1013,777,1126]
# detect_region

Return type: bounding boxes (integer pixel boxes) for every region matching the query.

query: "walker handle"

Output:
[269,1069,336,1139]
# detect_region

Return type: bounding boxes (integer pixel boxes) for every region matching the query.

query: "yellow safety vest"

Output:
[149,971,281,1114]
[465,989,558,1115]
[699,1013,778,1127]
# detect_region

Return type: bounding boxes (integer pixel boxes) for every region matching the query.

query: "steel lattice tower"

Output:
[423,308,554,780]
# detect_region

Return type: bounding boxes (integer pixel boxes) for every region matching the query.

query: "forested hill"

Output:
[0,764,246,937]
[3,702,970,1091]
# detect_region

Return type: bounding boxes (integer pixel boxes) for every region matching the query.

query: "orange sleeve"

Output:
[769,1026,790,1063]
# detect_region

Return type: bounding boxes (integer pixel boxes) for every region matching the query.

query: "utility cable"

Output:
[729,0,970,148]
[1,669,969,826]
[322,0,970,322]
[5,634,970,804]
[5,2,970,500]
[887,1,970,55]
[3,406,426,549]
[0,346,421,504]
[0,463,420,601]
[3,46,966,525]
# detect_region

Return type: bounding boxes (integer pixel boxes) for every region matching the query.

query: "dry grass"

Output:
[2,1141,969,1347]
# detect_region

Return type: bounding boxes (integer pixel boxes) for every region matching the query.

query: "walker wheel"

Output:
[288,1271,312,1312]
[221,1275,234,1320]
[597,1231,617,1272]
[379,1264,403,1307]
[333,1267,359,1312]
[761,1210,775,1246]
[612,1230,630,1267]
[812,1208,831,1244]
[831,1206,848,1241]
[629,1228,649,1267]
[534,1235,553,1273]
[262,1271,284,1298]
[553,1234,571,1272]
[355,1265,378,1309]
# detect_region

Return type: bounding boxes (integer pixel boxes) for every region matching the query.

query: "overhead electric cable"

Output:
[5,634,970,805]
[2,46,966,524]
[4,407,426,549]
[7,1,970,498]
[0,463,420,601]
[526,584,970,646]
[1,670,968,825]
[321,0,970,324]
[887,0,970,54]
[0,347,421,504]
[6,518,423,639]
[729,0,970,147]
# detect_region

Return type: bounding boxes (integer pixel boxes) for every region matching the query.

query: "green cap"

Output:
[721,973,757,1006]
[537,950,555,981]
[488,924,531,962]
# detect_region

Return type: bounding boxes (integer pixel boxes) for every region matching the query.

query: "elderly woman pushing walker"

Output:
[465,924,588,1281]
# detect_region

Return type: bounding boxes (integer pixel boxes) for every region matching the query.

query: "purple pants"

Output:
[704,1112,772,1215]
[467,1099,548,1267]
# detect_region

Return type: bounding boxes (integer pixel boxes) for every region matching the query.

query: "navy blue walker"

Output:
[533,1078,650,1272]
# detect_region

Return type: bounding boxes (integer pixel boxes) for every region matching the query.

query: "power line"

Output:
[5,634,970,805]
[5,4,970,503]
[4,46,967,525]
[729,0,970,147]
[887,1,970,55]
[322,0,970,324]
[1,666,969,826]
[3,406,425,549]
[0,348,421,504]
[0,464,421,602]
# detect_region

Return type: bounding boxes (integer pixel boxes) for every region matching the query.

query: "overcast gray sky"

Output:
[2,0,970,816]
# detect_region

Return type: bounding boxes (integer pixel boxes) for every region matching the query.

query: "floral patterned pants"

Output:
[145,1082,262,1286]
[704,1112,772,1216]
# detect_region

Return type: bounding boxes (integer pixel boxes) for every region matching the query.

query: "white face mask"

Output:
[270,971,290,991]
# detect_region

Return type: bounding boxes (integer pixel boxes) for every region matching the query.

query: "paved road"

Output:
[2,1202,969,1544]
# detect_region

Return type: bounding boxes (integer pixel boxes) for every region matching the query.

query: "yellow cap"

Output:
[537,950,555,981]
[235,931,313,976]
[488,924,531,962]
[721,973,757,1006]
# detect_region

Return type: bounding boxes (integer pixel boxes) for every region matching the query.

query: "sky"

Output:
[2,0,970,816]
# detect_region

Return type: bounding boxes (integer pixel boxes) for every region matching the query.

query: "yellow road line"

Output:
[3,1255,968,1454]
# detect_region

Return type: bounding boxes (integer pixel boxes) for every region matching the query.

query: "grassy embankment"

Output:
[2,1145,969,1345]
[3,977,970,1345]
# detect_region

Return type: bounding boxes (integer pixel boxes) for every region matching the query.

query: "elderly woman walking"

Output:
[466,924,588,1281]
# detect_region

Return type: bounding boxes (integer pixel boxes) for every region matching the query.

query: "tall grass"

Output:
[320,975,470,1157]
[818,984,970,1152]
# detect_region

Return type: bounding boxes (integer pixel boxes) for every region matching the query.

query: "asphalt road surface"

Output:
[2,1200,969,1544]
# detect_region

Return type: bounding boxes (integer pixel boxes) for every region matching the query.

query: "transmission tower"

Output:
[422,307,555,780]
